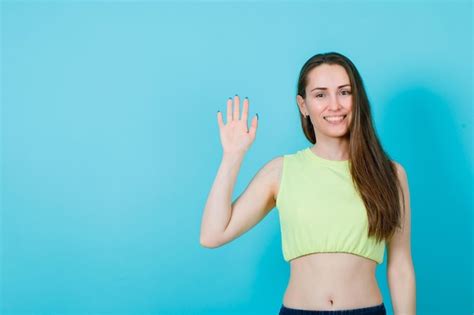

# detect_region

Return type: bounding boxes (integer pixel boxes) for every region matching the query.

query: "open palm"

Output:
[217,95,258,155]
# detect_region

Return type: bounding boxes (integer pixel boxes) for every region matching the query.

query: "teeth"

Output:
[324,115,345,122]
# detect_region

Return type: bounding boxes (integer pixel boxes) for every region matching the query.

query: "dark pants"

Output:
[279,302,386,315]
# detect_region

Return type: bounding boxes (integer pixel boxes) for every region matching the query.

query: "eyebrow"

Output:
[310,84,351,92]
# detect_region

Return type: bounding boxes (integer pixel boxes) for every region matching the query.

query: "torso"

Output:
[273,156,384,311]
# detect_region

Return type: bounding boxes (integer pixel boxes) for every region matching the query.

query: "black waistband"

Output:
[279,302,386,315]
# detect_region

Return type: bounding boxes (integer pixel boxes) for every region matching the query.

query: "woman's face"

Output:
[297,63,353,139]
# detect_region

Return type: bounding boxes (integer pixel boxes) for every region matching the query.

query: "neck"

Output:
[311,135,350,161]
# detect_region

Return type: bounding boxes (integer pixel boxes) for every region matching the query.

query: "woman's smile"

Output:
[323,114,347,125]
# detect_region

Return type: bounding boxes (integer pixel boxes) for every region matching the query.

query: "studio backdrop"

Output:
[1,0,472,314]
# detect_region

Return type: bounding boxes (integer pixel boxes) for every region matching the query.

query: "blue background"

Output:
[1,0,472,314]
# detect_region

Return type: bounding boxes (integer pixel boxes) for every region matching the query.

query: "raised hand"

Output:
[217,95,258,155]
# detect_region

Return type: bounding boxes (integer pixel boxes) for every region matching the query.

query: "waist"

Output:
[283,253,383,310]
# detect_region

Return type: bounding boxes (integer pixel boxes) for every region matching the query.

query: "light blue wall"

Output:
[1,1,472,314]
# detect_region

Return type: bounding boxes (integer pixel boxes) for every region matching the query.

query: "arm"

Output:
[387,162,416,315]
[199,155,281,248]
[200,94,279,247]
[199,152,245,247]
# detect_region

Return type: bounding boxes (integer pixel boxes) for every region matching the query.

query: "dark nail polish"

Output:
[256,113,259,119]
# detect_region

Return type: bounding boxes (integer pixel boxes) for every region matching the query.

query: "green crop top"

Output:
[276,147,385,264]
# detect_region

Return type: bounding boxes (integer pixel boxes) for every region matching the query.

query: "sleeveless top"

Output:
[275,147,386,264]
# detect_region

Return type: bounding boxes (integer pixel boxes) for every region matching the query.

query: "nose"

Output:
[328,93,341,110]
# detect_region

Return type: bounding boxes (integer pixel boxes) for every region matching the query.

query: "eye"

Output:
[315,93,324,98]
[341,90,352,95]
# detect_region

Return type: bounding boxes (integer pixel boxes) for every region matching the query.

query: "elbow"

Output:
[199,235,222,248]
[387,265,416,285]
[200,239,217,248]
[387,260,416,277]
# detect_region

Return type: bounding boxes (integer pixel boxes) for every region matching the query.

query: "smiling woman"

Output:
[200,51,416,315]
[297,63,354,142]
[295,53,405,246]
[275,52,415,314]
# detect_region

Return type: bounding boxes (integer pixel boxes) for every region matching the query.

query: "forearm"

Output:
[200,152,245,244]
[387,267,417,315]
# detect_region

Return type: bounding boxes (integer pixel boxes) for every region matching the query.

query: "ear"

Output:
[296,95,307,116]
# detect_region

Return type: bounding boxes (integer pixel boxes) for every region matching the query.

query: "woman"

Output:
[200,52,416,315]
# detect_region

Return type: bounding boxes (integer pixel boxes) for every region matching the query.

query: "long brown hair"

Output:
[297,52,405,244]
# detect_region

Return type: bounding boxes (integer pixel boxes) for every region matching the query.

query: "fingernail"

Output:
[217,110,220,113]
[235,94,238,97]
[245,96,248,100]
[256,113,259,119]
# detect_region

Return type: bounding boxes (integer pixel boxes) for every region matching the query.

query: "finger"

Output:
[226,97,232,123]
[241,97,249,123]
[233,94,240,121]
[217,111,224,129]
[249,114,258,138]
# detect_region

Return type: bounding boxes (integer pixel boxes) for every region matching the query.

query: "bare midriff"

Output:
[283,252,383,311]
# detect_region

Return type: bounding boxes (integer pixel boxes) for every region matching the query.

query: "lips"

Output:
[323,115,347,123]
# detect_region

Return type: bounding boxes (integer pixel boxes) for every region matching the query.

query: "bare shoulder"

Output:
[392,160,408,181]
